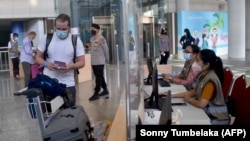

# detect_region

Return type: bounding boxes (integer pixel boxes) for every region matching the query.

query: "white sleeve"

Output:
[8,42,11,48]
[37,34,47,52]
[76,37,85,57]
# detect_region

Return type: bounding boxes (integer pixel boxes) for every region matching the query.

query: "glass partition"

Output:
[67,0,169,140]
[121,0,144,140]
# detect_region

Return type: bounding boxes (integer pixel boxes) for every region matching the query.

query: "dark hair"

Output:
[91,23,100,30]
[13,33,18,37]
[55,13,71,26]
[161,28,167,35]
[199,49,224,85]
[190,44,200,54]
[28,31,36,35]
[184,28,191,37]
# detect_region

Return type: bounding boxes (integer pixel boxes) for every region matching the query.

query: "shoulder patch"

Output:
[101,38,106,44]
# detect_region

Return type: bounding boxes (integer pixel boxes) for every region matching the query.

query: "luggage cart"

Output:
[24,88,95,141]
[25,88,64,139]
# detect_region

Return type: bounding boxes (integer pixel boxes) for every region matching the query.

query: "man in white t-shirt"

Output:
[35,13,85,106]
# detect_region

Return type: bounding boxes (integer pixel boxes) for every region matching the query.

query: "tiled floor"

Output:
[0,56,250,141]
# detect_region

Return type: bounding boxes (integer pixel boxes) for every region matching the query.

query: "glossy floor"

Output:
[0,56,249,141]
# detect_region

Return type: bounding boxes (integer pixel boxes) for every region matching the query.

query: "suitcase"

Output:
[23,88,95,141]
[43,105,94,141]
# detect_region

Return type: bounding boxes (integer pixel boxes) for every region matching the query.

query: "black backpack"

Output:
[43,33,79,75]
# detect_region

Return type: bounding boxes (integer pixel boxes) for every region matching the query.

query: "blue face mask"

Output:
[183,53,191,60]
[56,30,69,39]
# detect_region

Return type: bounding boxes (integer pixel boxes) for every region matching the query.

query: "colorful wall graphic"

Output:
[177,11,228,56]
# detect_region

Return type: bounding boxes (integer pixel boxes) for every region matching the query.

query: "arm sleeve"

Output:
[159,37,163,51]
[76,37,85,57]
[170,65,200,86]
[201,81,215,100]
[22,39,33,55]
[8,42,11,48]
[179,36,184,44]
[101,38,109,62]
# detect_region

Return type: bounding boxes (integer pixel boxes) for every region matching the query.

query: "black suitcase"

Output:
[43,105,94,141]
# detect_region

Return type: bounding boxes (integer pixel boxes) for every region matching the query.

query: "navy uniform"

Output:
[89,23,110,101]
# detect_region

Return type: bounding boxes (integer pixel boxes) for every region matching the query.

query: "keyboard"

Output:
[158,79,171,87]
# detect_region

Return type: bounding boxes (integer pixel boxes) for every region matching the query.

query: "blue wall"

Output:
[11,21,24,46]
[177,11,228,54]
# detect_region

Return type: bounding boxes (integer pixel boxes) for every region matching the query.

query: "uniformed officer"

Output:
[89,23,110,101]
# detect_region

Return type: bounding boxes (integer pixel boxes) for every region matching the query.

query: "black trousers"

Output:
[67,86,76,106]
[92,65,107,94]
[11,57,20,77]
[160,51,170,64]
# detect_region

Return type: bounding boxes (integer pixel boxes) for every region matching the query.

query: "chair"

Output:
[222,67,234,100]
[228,74,247,100]
[226,74,247,123]
[234,85,250,125]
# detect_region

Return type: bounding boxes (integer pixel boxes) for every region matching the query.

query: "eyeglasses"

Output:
[183,51,193,53]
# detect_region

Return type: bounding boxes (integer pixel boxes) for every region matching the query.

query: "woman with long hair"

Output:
[172,49,229,125]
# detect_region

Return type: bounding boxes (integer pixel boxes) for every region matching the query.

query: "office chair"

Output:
[233,85,250,125]
[222,67,234,100]
[226,74,247,123]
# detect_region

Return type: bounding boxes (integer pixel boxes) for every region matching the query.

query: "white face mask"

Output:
[192,61,202,72]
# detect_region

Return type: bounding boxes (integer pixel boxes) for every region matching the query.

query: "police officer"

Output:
[89,23,110,101]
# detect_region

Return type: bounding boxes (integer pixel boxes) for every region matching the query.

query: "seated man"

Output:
[162,45,201,90]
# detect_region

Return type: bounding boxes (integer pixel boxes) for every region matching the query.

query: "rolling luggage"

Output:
[23,88,95,141]
[43,106,94,141]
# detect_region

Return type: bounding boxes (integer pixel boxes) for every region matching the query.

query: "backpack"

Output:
[28,74,74,109]
[43,33,79,75]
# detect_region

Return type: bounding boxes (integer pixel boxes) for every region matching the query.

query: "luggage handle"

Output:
[70,127,79,133]
[86,121,94,131]
[85,130,96,141]
[60,114,74,118]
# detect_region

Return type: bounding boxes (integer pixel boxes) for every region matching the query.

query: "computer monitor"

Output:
[144,57,153,85]
[158,90,172,125]
[145,63,161,110]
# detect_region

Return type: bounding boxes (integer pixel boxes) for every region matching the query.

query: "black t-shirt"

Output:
[180,35,195,49]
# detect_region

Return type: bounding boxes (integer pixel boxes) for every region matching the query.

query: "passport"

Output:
[54,61,66,69]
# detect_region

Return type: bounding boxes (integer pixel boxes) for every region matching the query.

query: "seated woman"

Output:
[172,49,229,125]
[162,44,201,90]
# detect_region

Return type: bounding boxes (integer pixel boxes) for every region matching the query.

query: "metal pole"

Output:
[116,44,119,69]
[122,0,131,140]
[147,42,150,58]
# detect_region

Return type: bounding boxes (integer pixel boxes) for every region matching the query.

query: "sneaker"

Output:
[99,89,109,96]
[89,94,99,101]
[13,92,23,96]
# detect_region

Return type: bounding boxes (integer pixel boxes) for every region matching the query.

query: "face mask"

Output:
[56,30,68,39]
[14,37,18,41]
[91,30,97,35]
[183,53,191,60]
[192,62,202,72]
